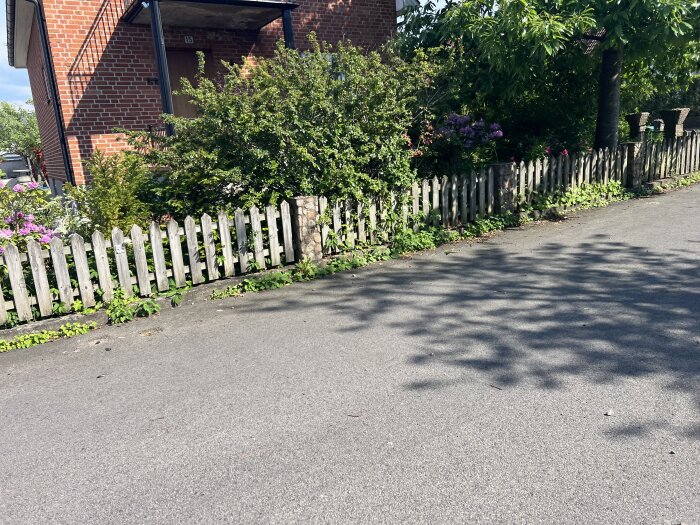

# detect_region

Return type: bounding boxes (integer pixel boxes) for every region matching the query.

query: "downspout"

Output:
[23,0,75,185]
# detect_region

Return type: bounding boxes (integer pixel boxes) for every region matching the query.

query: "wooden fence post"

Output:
[493,162,517,214]
[622,142,644,189]
[291,196,323,263]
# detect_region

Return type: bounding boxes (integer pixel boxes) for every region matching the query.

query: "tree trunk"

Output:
[594,45,623,150]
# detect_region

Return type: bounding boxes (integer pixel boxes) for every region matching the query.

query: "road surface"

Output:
[1,185,699,523]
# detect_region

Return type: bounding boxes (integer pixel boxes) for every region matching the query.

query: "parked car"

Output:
[0,153,34,188]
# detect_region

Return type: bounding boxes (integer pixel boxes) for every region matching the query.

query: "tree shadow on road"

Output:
[253,230,700,440]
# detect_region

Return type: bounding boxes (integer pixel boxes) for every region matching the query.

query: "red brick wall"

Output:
[29,0,396,185]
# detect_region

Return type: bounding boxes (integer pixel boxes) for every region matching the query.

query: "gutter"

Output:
[6,0,16,66]
[8,0,75,185]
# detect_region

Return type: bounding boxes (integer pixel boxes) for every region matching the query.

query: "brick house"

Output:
[6,0,401,192]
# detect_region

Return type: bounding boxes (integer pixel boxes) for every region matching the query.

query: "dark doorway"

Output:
[166,48,215,117]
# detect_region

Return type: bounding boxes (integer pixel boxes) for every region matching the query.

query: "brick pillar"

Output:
[625,112,650,141]
[290,196,323,263]
[660,108,690,140]
[623,142,644,189]
[494,162,517,214]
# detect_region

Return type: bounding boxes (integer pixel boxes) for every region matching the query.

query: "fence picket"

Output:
[234,208,249,274]
[357,202,366,243]
[369,200,377,244]
[50,236,74,306]
[148,223,168,292]
[518,161,526,203]
[460,174,469,224]
[432,176,440,225]
[412,181,420,217]
[345,201,356,248]
[450,175,459,225]
[487,167,495,214]
[200,214,220,281]
[422,179,430,219]
[441,176,449,226]
[91,231,114,301]
[71,234,96,307]
[130,225,151,296]
[111,228,132,296]
[478,169,486,218]
[184,216,204,285]
[167,219,186,287]
[318,196,329,252]
[217,211,235,277]
[332,202,342,249]
[4,244,32,321]
[27,240,52,317]
[525,161,534,201]
[0,277,6,325]
[266,205,281,267]
[469,170,477,221]
[249,206,266,270]
[280,201,295,263]
[555,155,563,189]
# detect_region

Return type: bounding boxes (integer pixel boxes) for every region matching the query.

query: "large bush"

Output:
[129,37,419,217]
[66,151,153,233]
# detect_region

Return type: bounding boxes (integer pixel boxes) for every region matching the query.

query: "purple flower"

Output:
[0,247,4,255]
[0,229,12,239]
[18,227,31,236]
[490,123,501,131]
[39,234,53,244]
[4,217,13,225]
[26,214,34,222]
[13,185,25,193]
[488,130,504,139]
[27,181,40,190]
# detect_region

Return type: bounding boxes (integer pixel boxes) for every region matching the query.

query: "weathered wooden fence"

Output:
[2,136,700,327]
[0,203,295,325]
[640,133,700,182]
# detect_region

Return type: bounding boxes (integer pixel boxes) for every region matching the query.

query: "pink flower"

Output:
[545,147,552,155]
[18,227,31,236]
[562,149,569,156]
[39,234,53,244]
[12,185,25,193]
[27,181,40,190]
[0,229,12,239]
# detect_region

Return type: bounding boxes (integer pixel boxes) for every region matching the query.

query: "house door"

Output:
[166,49,215,118]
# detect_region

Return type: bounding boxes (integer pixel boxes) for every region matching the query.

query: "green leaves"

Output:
[127,37,419,217]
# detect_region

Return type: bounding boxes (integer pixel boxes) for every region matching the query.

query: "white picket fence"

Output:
[0,203,295,325]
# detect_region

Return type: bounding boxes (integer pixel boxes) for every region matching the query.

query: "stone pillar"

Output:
[493,162,517,214]
[625,112,650,141]
[290,196,323,263]
[623,142,643,189]
[660,108,690,140]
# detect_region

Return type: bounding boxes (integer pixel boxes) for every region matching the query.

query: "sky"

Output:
[0,7,33,106]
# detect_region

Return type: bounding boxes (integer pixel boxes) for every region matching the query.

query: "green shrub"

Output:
[66,151,154,233]
[128,36,419,217]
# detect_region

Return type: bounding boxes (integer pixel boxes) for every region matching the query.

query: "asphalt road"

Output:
[1,185,699,524]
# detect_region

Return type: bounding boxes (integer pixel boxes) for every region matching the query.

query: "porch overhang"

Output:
[123,0,298,31]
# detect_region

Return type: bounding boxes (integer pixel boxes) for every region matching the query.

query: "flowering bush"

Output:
[0,181,61,253]
[413,113,504,176]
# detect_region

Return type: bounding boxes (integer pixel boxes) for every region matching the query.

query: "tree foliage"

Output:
[0,101,41,167]
[397,0,700,154]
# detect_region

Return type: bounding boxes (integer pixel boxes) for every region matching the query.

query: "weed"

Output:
[0,322,97,353]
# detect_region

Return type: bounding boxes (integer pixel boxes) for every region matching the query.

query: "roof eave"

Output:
[6,0,16,66]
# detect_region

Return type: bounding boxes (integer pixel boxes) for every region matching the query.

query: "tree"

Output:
[398,0,700,151]
[0,101,42,175]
